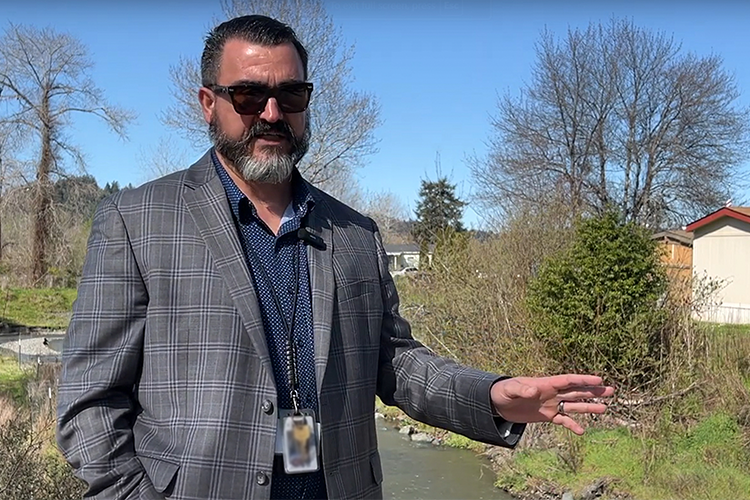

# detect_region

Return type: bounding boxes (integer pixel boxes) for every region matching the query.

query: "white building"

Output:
[687,206,750,324]
[384,244,432,274]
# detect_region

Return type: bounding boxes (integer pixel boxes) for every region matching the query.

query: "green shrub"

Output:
[526,211,668,386]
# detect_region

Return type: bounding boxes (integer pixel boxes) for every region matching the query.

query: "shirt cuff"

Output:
[489,377,525,447]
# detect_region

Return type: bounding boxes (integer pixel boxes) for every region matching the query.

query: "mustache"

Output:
[242,120,295,144]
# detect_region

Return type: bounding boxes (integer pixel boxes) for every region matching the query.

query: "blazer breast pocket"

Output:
[333,279,383,359]
[335,279,380,307]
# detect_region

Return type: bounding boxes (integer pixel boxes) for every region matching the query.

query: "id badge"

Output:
[280,409,319,474]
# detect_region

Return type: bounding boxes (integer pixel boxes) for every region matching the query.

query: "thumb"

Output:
[505,379,540,400]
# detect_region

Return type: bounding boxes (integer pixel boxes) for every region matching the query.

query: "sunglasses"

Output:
[208,82,314,115]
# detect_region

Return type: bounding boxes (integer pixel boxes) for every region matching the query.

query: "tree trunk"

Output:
[32,99,53,284]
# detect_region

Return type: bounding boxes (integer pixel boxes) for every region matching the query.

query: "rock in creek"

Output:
[398,425,414,435]
[410,432,433,443]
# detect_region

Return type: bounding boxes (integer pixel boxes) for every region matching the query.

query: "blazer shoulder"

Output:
[102,169,191,212]
[307,183,376,234]
[105,151,214,211]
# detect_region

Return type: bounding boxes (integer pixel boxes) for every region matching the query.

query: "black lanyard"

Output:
[246,235,304,414]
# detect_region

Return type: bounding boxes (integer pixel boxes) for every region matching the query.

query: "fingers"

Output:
[548,374,607,389]
[551,412,585,435]
[558,401,609,415]
[557,386,616,400]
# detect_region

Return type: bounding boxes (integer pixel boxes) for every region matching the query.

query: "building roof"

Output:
[686,206,750,232]
[652,229,694,247]
[384,244,420,254]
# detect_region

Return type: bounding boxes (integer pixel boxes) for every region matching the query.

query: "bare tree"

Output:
[0,24,133,283]
[0,89,28,264]
[137,134,196,183]
[360,190,410,244]
[162,0,380,196]
[471,18,750,228]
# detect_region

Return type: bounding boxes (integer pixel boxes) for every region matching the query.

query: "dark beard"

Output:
[208,116,310,184]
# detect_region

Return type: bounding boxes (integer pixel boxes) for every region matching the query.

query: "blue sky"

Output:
[3,0,750,228]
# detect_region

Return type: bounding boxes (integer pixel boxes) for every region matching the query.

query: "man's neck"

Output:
[217,153,293,235]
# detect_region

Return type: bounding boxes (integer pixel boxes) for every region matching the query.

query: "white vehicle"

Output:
[392,266,418,277]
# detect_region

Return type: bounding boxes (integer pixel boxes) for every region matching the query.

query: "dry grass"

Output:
[398,221,571,377]
[0,397,16,429]
[0,362,84,499]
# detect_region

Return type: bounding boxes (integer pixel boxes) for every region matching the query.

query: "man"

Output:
[57,15,613,500]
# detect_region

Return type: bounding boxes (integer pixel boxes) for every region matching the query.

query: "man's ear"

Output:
[198,87,215,124]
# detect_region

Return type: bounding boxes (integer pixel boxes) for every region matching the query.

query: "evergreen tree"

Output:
[103,181,120,195]
[411,177,466,267]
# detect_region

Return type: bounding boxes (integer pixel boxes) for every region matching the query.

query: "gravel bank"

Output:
[0,334,65,357]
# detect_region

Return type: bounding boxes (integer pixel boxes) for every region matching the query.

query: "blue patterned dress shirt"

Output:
[213,150,326,499]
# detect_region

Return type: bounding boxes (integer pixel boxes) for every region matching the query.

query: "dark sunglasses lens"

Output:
[277,85,311,113]
[231,86,267,114]
[228,84,311,115]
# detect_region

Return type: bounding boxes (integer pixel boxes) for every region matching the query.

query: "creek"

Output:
[377,421,514,500]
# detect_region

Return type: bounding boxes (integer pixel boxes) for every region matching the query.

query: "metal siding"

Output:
[693,218,750,324]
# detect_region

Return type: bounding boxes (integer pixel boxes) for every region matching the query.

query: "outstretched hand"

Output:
[490,374,615,435]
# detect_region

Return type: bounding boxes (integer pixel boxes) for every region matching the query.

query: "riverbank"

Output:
[376,397,750,500]
[391,226,750,500]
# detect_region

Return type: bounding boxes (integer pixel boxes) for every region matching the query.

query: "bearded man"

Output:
[57,15,613,500]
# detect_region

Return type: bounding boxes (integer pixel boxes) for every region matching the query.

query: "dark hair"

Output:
[201,15,309,87]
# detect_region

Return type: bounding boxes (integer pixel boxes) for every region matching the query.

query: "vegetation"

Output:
[498,413,750,500]
[395,211,750,500]
[0,289,84,498]
[0,23,132,282]
[0,174,119,288]
[0,357,32,404]
[527,211,668,387]
[0,288,76,329]
[0,363,85,500]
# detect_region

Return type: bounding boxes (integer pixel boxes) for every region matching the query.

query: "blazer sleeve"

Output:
[372,221,525,447]
[56,196,161,499]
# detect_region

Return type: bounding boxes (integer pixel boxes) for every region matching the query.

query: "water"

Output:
[377,422,514,500]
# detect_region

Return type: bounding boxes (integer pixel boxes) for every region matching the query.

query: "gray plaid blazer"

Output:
[57,152,523,500]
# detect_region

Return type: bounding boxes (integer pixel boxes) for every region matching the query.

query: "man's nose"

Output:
[259,97,282,122]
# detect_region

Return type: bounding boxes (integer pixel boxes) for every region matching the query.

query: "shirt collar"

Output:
[211,148,315,229]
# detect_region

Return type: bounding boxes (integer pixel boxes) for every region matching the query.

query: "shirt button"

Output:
[256,471,269,486]
[261,399,274,415]
[287,285,295,295]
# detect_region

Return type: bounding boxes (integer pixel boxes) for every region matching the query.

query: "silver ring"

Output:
[557,400,566,415]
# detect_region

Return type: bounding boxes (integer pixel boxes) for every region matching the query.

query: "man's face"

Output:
[199,39,310,183]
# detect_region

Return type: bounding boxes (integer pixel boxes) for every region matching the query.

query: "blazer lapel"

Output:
[305,188,334,396]
[182,153,274,379]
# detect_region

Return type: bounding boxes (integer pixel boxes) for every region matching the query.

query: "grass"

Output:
[707,323,750,336]
[0,288,76,329]
[700,322,750,393]
[497,414,750,500]
[0,356,34,403]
